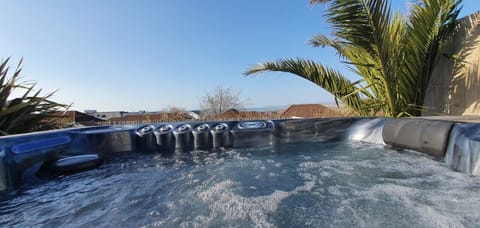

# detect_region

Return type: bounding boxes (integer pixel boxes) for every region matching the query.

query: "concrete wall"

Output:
[424,12,480,116]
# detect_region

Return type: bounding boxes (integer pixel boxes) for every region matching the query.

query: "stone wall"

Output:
[423,12,480,116]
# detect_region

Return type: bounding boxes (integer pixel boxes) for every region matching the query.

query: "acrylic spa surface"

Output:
[1,141,479,227]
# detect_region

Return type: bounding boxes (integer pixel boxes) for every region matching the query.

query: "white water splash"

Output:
[445,124,480,175]
[347,118,386,145]
[190,179,315,227]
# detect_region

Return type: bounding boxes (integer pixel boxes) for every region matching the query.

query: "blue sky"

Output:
[1,1,479,111]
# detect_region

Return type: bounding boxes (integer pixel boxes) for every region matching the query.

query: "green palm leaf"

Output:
[245,58,373,116]
[245,0,463,117]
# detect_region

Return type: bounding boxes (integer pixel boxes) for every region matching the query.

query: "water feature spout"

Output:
[445,124,480,175]
[347,118,386,144]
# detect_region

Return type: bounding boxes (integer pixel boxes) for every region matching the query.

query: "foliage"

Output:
[199,85,244,116]
[0,58,69,135]
[245,0,462,117]
[161,107,192,121]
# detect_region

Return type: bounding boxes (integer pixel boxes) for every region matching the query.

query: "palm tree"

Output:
[0,58,70,135]
[245,0,462,117]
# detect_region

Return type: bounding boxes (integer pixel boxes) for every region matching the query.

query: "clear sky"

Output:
[1,0,479,111]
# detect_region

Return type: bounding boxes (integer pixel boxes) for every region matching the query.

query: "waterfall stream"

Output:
[346,118,386,145]
[445,124,480,175]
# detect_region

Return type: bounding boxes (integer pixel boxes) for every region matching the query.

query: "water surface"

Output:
[1,142,479,227]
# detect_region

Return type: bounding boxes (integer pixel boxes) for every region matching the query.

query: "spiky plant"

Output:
[0,58,70,135]
[245,0,462,117]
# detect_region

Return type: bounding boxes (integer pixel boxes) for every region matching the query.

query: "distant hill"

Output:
[242,103,341,112]
[241,105,289,112]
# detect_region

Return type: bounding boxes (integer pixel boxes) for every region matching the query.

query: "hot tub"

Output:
[0,117,479,226]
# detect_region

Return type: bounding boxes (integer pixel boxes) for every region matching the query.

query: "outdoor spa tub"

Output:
[0,117,479,227]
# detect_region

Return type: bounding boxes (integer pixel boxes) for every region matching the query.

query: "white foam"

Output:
[193,179,315,227]
[361,183,465,227]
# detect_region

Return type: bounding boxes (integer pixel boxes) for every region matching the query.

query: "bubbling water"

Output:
[1,142,480,227]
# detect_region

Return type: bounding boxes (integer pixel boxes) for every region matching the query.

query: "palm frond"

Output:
[245,0,465,117]
[245,58,374,116]
[403,0,462,115]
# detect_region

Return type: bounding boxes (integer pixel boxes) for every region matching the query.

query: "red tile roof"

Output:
[212,109,240,119]
[50,111,103,126]
[211,109,270,120]
[278,104,343,118]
